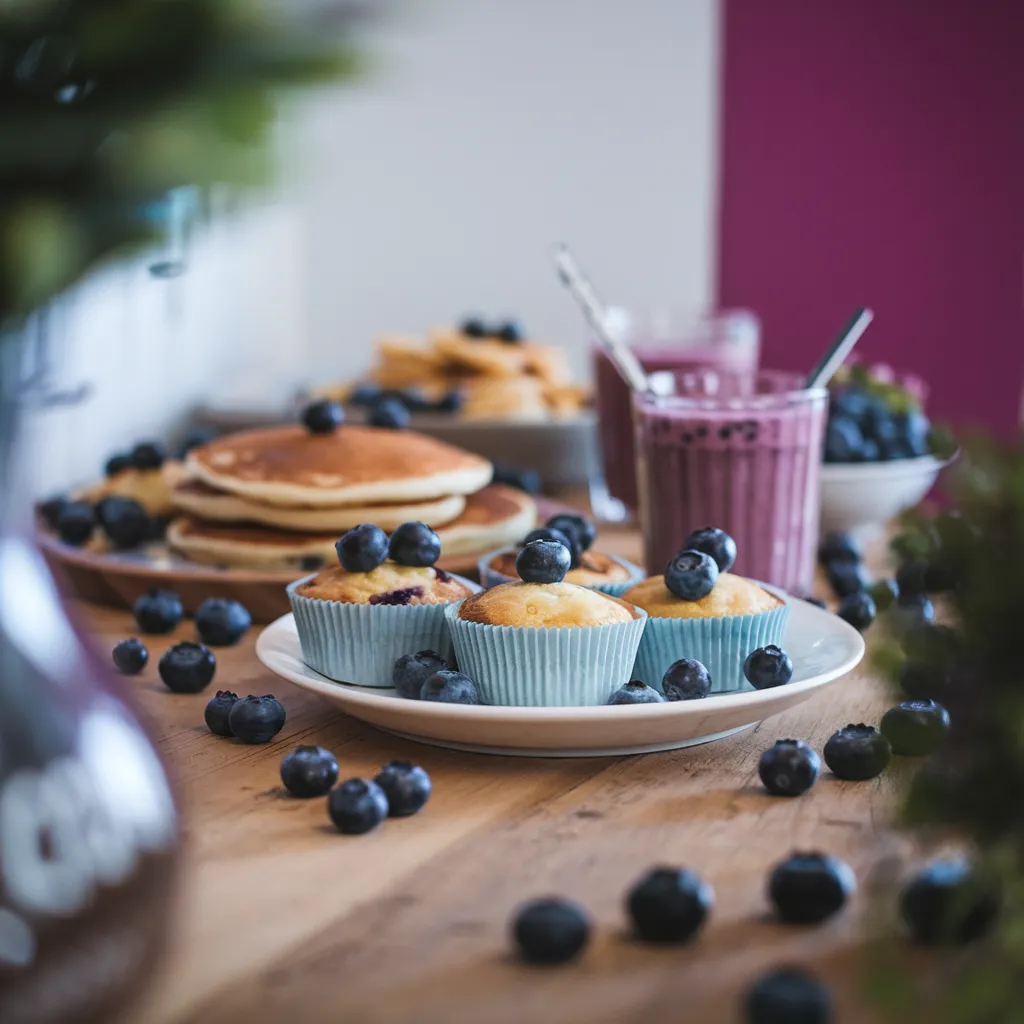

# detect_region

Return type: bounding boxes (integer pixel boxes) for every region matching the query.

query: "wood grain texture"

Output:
[82,523,906,1024]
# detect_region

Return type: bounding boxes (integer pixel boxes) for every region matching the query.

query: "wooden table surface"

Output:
[99,524,904,1024]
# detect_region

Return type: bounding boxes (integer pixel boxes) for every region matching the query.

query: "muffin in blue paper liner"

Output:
[288,561,480,687]
[445,581,647,707]
[625,572,789,694]
[478,545,644,597]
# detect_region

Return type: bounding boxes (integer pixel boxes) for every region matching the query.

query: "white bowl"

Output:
[819,453,956,535]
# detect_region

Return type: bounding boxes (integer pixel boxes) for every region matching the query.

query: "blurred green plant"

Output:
[0,0,366,323]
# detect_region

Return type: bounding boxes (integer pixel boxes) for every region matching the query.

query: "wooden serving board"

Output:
[39,497,570,623]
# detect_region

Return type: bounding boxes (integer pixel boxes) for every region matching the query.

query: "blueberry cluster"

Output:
[327,761,432,834]
[606,657,715,705]
[460,316,523,344]
[345,384,465,423]
[335,521,442,574]
[662,527,736,602]
[392,651,480,705]
[204,691,287,743]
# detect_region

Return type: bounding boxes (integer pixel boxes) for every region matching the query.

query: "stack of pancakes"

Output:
[166,425,537,570]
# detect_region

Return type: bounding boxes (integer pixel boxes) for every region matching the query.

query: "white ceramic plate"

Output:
[255,600,865,757]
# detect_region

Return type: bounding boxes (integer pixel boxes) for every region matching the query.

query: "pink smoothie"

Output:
[633,371,826,594]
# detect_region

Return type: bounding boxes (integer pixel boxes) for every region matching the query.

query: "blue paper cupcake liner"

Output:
[477,546,645,598]
[445,601,648,707]
[288,574,481,687]
[630,585,790,695]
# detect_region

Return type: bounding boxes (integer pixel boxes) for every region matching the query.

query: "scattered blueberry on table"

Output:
[607,680,665,705]
[112,637,149,676]
[336,523,389,573]
[392,650,448,700]
[758,740,820,798]
[195,597,252,646]
[301,399,344,434]
[389,521,442,568]
[421,670,480,705]
[891,593,935,633]
[745,967,833,1024]
[57,501,95,546]
[158,641,217,694]
[627,866,713,944]
[280,746,340,798]
[683,527,737,573]
[228,694,286,744]
[898,659,950,702]
[664,548,719,601]
[374,761,431,817]
[204,690,239,736]
[879,700,950,756]
[825,561,868,599]
[661,658,712,701]
[817,531,861,567]
[823,724,891,781]
[900,860,1000,946]
[328,778,390,835]
[895,557,929,598]
[133,588,184,635]
[368,396,410,430]
[867,578,899,611]
[743,646,794,690]
[512,898,590,965]
[768,852,856,925]
[516,539,571,584]
[836,592,876,632]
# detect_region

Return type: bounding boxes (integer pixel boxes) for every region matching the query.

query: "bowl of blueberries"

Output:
[820,365,957,534]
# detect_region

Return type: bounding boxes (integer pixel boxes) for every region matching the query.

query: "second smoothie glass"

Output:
[633,370,827,595]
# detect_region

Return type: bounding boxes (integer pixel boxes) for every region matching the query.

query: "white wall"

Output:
[21,0,720,495]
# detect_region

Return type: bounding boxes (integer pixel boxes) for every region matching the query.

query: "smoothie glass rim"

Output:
[633,369,827,414]
[602,306,760,350]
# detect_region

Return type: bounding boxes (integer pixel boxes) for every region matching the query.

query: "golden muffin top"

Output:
[624,572,781,619]
[489,548,632,586]
[297,563,473,606]
[458,581,637,628]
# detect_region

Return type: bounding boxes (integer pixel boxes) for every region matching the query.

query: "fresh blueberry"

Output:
[768,851,856,924]
[891,593,935,633]
[900,621,960,663]
[133,588,184,634]
[195,597,252,646]
[328,778,389,834]
[204,690,238,736]
[98,496,151,549]
[823,723,891,780]
[836,592,876,632]
[516,539,571,584]
[895,558,930,597]
[824,416,864,463]
[861,398,898,446]
[280,745,340,798]
[858,439,880,462]
[682,527,737,573]
[389,521,442,568]
[745,967,833,1024]
[57,501,95,546]
[664,549,719,601]
[494,320,524,343]
[178,427,216,457]
[825,561,868,598]
[900,861,1000,946]
[545,513,597,554]
[627,866,713,944]
[460,316,489,338]
[301,399,344,434]
[894,409,931,456]
[758,740,821,797]
[608,680,665,705]
[512,898,590,965]
[158,641,216,694]
[374,760,431,816]
[105,453,131,476]
[492,463,542,494]
[336,523,389,573]
[868,578,899,611]
[743,645,794,690]
[348,382,382,407]
[228,694,287,744]
[433,390,464,414]
[421,670,480,704]
[38,494,69,531]
[393,650,448,700]
[524,526,577,566]
[880,700,950,756]
[112,638,149,675]
[898,659,950,701]
[829,385,871,422]
[661,659,712,701]
[817,531,861,566]
[368,396,410,430]
[131,441,166,471]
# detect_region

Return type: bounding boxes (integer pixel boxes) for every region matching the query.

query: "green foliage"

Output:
[0,0,365,321]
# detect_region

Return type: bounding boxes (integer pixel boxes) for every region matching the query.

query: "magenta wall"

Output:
[718,0,1024,434]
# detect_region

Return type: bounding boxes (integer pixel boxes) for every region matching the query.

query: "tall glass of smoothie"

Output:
[592,309,760,516]
[633,370,827,594]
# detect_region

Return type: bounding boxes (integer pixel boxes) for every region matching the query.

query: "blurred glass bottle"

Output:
[0,328,179,1023]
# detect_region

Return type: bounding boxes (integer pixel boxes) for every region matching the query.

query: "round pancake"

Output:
[435,484,537,556]
[187,425,493,508]
[166,517,340,570]
[171,478,466,533]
